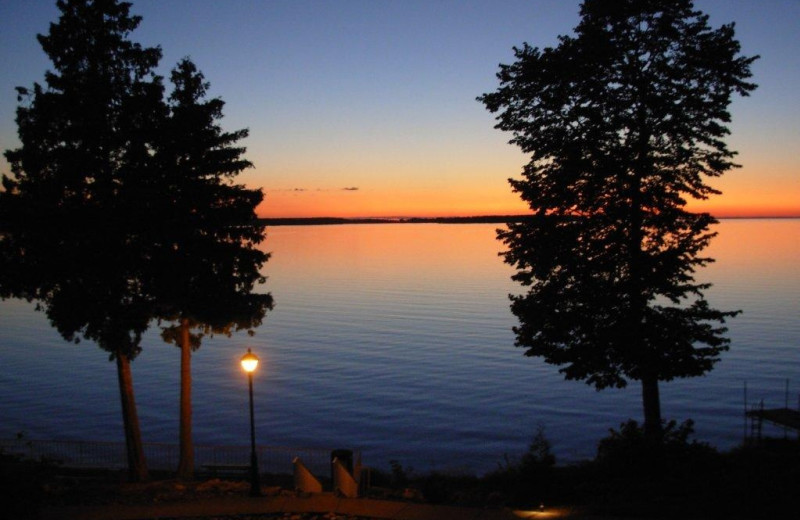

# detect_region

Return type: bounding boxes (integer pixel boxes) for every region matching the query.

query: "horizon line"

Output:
[259,213,800,223]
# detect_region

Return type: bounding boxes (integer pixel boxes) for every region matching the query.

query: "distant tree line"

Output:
[260,215,537,226]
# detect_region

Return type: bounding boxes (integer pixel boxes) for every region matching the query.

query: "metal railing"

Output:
[0,437,350,478]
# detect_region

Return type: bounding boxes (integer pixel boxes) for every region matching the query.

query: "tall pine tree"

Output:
[151,58,273,480]
[1,0,164,481]
[479,0,757,437]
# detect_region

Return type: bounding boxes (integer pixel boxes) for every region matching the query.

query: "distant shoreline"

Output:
[260,215,800,226]
[260,215,535,226]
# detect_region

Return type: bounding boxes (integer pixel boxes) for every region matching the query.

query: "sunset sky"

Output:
[1,0,798,218]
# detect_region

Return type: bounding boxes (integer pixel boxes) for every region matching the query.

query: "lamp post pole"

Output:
[241,348,261,497]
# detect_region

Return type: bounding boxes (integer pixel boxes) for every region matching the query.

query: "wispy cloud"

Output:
[270,187,360,193]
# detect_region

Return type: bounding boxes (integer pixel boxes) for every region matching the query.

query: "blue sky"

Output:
[1,0,798,217]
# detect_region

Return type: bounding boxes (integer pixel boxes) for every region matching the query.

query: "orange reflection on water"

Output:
[261,219,800,285]
[703,219,800,282]
[697,219,800,293]
[261,223,515,285]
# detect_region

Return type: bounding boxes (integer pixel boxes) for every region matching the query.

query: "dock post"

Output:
[784,379,790,439]
[743,381,748,444]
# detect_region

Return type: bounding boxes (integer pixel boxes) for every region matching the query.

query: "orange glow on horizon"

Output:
[252,166,799,220]
[257,191,799,220]
[687,200,800,219]
[256,184,532,219]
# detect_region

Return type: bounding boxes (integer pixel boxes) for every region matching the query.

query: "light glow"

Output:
[513,506,570,518]
[241,348,259,373]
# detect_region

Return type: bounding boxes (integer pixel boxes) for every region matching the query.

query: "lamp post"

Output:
[241,348,261,497]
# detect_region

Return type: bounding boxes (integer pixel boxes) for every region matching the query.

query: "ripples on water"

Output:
[1,220,798,473]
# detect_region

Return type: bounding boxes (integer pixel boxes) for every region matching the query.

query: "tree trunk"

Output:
[176,318,194,480]
[641,375,663,440]
[631,91,664,443]
[116,352,149,482]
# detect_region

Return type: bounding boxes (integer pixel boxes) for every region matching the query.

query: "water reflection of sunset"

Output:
[1,220,798,475]
[704,219,800,281]
[262,223,514,283]
[261,219,800,305]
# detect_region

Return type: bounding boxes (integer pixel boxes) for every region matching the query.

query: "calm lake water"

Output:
[1,219,798,474]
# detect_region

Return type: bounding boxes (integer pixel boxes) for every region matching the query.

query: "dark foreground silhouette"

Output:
[4,421,798,520]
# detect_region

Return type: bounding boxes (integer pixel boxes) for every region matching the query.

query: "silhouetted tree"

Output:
[479,0,757,438]
[1,0,164,481]
[151,58,273,480]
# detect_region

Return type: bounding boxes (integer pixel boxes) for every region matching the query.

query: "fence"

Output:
[0,437,349,478]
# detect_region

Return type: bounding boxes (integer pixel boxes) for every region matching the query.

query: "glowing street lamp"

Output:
[241,348,260,496]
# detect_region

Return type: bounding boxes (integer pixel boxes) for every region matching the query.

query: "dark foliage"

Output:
[572,421,799,519]
[1,0,166,482]
[388,459,411,488]
[1,0,163,356]
[482,426,558,507]
[7,426,799,519]
[478,0,757,436]
[0,440,60,520]
[150,57,272,341]
[583,419,720,517]
[150,57,273,480]
[1,0,271,483]
[380,424,799,519]
[711,440,800,519]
